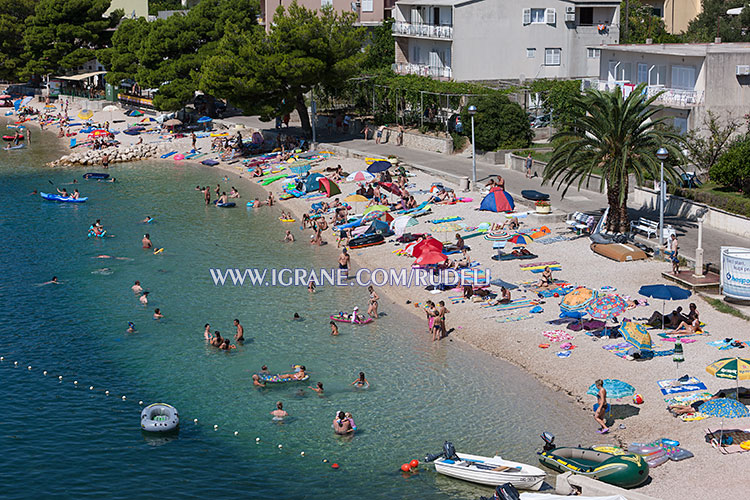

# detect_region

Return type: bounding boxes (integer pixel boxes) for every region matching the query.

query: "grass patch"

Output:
[672,181,750,218]
[700,295,750,321]
[513,149,554,163]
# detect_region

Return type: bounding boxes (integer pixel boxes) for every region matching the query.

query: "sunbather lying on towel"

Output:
[668,392,724,415]
[670,316,702,335]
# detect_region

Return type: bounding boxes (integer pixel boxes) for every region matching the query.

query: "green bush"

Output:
[451,132,467,151]
[709,138,750,192]
[460,94,532,151]
[672,187,750,218]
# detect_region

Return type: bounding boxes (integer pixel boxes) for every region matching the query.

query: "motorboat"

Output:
[425,442,546,491]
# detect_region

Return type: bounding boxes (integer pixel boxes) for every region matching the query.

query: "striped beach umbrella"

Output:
[706,357,750,396]
[560,287,598,313]
[618,320,653,353]
[346,170,375,183]
[484,230,512,241]
[587,294,628,320]
[78,109,93,120]
[363,204,389,215]
[430,222,464,243]
[508,233,533,245]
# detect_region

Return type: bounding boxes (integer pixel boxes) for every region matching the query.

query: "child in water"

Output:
[351,371,369,389]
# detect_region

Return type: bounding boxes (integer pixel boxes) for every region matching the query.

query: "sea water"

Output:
[0,139,589,499]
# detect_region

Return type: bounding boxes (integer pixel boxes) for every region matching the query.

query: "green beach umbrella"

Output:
[363,205,389,215]
[706,357,750,397]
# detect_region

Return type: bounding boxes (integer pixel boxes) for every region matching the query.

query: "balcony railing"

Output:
[392,63,452,79]
[392,21,453,39]
[582,80,704,107]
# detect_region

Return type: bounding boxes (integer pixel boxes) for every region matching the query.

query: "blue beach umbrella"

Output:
[367,160,392,174]
[587,379,635,400]
[638,284,691,330]
[290,164,311,175]
[197,116,213,123]
[699,398,750,451]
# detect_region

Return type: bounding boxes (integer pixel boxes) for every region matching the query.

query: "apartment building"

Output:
[259,0,395,27]
[586,42,750,134]
[641,0,702,35]
[392,0,620,81]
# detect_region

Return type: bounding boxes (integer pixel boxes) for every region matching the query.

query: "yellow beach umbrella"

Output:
[706,357,750,397]
[78,109,93,120]
[344,194,368,203]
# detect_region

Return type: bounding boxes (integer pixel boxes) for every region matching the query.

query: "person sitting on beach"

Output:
[452,249,471,269]
[271,401,288,419]
[406,196,417,209]
[490,287,512,305]
[153,308,164,320]
[670,316,702,335]
[687,303,699,323]
[537,266,553,288]
[309,382,324,394]
[455,233,465,250]
[462,284,473,299]
[229,187,240,198]
[333,411,353,434]
[668,392,725,416]
[351,371,369,389]
[278,366,306,381]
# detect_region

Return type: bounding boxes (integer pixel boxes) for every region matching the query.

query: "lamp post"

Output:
[656,147,669,251]
[468,105,477,189]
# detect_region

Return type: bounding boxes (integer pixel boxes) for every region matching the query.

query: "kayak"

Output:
[83,173,110,180]
[40,192,88,203]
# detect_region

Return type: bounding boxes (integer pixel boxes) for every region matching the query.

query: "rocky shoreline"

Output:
[47,143,161,167]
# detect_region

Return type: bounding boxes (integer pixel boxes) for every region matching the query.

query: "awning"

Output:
[53,71,107,82]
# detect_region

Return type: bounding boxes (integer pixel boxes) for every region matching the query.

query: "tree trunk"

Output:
[295,93,311,138]
[605,178,630,233]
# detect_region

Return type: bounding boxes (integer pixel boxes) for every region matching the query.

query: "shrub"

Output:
[672,187,750,218]
[460,94,532,151]
[709,138,750,192]
[450,132,467,151]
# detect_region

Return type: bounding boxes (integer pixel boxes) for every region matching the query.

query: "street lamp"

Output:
[656,147,669,250]
[468,105,477,189]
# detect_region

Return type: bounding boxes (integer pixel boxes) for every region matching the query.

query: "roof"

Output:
[396,0,462,6]
[599,42,750,57]
[53,71,107,81]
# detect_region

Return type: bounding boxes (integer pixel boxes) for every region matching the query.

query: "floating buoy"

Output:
[332,463,340,469]
[74,381,78,385]
[400,463,411,472]
[194,419,198,424]
[278,444,283,449]
[300,451,305,456]
[139,401,143,405]
[0,356,4,360]
[14,361,18,366]
[256,437,261,442]
[214,424,218,430]
[105,390,109,395]
[27,366,32,370]
[234,431,239,436]
[121,396,126,401]
[322,459,328,463]
[410,459,419,469]
[43,371,47,375]
[58,375,63,380]
[89,386,94,390]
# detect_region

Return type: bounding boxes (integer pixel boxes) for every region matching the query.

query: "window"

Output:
[637,63,648,84]
[579,7,593,25]
[545,48,561,66]
[361,0,373,12]
[650,65,666,86]
[545,8,556,24]
[523,7,555,25]
[433,7,440,25]
[587,48,600,58]
[652,7,663,17]
[671,65,696,89]
[527,48,536,58]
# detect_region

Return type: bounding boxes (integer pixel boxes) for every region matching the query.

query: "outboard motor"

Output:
[494,483,521,500]
[443,441,459,461]
[540,432,556,452]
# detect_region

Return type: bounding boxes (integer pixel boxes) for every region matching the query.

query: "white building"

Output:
[392,0,620,81]
[587,42,750,134]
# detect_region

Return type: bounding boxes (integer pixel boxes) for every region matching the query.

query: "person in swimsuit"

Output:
[139,291,149,305]
[537,266,553,288]
[284,230,295,243]
[142,234,153,249]
[367,285,379,318]
[203,323,212,341]
[330,321,339,336]
[43,276,59,285]
[101,154,109,168]
[217,192,229,204]
[57,188,70,198]
[436,301,449,338]
[204,188,211,206]
[71,189,80,200]
[351,371,369,389]
[309,382,324,394]
[333,411,353,434]
[219,339,235,350]
[271,401,289,419]
[593,379,609,434]
[338,248,350,279]
[234,318,244,342]
[127,322,136,333]
[278,366,306,380]
[153,308,164,319]
[132,280,143,294]
[669,392,725,415]
[252,374,266,387]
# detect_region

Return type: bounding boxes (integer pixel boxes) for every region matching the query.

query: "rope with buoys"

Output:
[0,354,362,471]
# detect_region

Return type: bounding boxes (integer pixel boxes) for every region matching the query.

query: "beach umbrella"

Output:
[587,379,635,400]
[414,251,447,266]
[78,109,93,120]
[706,357,750,397]
[346,170,375,183]
[197,116,213,123]
[367,160,392,174]
[318,177,341,197]
[560,287,598,313]
[412,237,443,258]
[44,104,56,110]
[390,215,418,237]
[102,104,118,124]
[164,118,182,127]
[126,109,143,117]
[289,164,311,175]
[430,222,464,243]
[484,230,512,241]
[698,397,750,451]
[587,294,628,320]
[618,320,653,353]
[508,233,533,245]
[88,129,109,137]
[362,210,386,223]
[363,204,389,215]
[638,284,692,330]
[479,187,515,212]
[344,194,368,203]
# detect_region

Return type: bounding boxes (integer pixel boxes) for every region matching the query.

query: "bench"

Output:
[630,217,677,240]
[566,212,595,234]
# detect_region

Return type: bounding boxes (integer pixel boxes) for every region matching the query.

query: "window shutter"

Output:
[523,8,531,25]
[361,0,373,12]
[546,8,556,25]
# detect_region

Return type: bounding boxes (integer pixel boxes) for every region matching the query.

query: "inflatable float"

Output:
[41,192,88,203]
[330,313,374,325]
[201,159,219,166]
[215,201,236,208]
[256,372,309,384]
[2,135,23,141]
[348,233,385,249]
[3,144,24,150]
[83,173,109,180]
[538,433,649,489]
[590,243,647,262]
[140,403,179,433]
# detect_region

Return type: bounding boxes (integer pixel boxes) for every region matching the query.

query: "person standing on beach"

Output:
[338,248,350,279]
[101,154,109,169]
[593,379,609,434]
[437,300,449,338]
[191,132,197,150]
[233,318,244,342]
[26,128,31,144]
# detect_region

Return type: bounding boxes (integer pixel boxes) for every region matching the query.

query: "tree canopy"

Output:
[21,0,121,78]
[362,18,395,72]
[683,0,750,42]
[543,84,684,232]
[529,79,583,130]
[710,137,750,192]
[201,2,364,135]
[459,94,532,151]
[0,1,37,81]
[620,0,678,43]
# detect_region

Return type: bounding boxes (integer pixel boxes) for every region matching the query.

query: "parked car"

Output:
[531,114,551,128]
[5,84,42,98]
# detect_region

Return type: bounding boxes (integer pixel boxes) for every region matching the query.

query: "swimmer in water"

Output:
[293,312,301,321]
[252,374,266,387]
[31,189,37,195]
[270,401,288,419]
[283,230,295,243]
[43,276,60,285]
[234,318,244,342]
[127,322,136,333]
[204,323,212,341]
[153,308,164,319]
[309,382,324,394]
[260,365,270,374]
[139,291,149,305]
[142,233,152,249]
[219,339,235,350]
[211,331,223,347]
[308,279,315,293]
[141,216,153,223]
[351,371,369,389]
[132,280,143,294]
[330,321,339,336]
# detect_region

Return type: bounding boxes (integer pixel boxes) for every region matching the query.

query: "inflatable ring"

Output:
[741,440,750,451]
[538,343,550,349]
[153,248,164,254]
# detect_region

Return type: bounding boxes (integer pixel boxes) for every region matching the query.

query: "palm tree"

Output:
[542,83,684,233]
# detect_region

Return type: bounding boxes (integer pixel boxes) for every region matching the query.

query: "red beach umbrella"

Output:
[414,251,447,266]
[412,237,443,258]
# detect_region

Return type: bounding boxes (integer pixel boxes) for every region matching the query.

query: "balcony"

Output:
[392,62,452,80]
[392,21,453,40]
[582,80,704,108]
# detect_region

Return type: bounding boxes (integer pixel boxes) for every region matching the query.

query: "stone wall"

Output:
[632,187,750,238]
[49,143,159,167]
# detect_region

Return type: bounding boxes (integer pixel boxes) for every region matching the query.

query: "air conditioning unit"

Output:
[566,6,575,13]
[565,12,576,22]
[737,65,750,76]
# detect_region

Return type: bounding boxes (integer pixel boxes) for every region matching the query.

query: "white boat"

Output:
[433,452,546,491]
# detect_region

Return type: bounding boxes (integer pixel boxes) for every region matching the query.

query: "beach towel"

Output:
[657,377,707,395]
[536,286,575,298]
[535,235,570,245]
[664,392,713,406]
[528,267,562,274]
[495,314,533,324]
[519,261,560,269]
[602,342,632,359]
[543,330,574,342]
[481,299,538,311]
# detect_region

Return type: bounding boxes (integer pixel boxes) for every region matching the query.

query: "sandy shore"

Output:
[27,99,750,498]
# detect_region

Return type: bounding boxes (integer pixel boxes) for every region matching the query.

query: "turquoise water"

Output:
[0,138,589,499]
